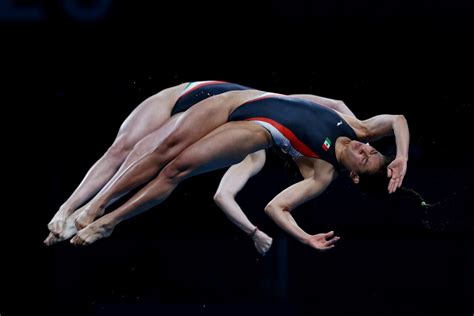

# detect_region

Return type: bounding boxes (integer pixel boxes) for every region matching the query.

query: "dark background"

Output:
[2,1,473,315]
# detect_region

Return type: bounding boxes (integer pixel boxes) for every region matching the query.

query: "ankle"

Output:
[59,204,74,215]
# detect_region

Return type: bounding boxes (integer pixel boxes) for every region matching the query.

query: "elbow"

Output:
[264,203,274,215]
[396,114,407,122]
[213,191,233,207]
[394,114,408,128]
[334,100,345,110]
[264,202,288,216]
[263,203,273,216]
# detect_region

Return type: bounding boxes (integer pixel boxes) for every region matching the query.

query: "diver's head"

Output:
[338,139,388,175]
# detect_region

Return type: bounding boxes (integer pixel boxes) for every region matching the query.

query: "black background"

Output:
[2,1,473,315]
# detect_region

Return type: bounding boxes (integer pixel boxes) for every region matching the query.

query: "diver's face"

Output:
[344,141,385,174]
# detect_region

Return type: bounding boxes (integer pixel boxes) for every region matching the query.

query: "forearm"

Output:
[264,204,310,244]
[214,150,266,235]
[393,115,410,159]
[264,169,334,245]
[215,197,257,235]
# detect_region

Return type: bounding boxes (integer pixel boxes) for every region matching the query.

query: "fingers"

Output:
[318,233,341,251]
[325,236,340,247]
[388,178,396,193]
[255,240,272,256]
[325,231,334,238]
[318,245,335,252]
[387,158,407,193]
[387,170,397,193]
[388,174,405,193]
[398,174,404,188]
[389,178,398,193]
[319,244,337,251]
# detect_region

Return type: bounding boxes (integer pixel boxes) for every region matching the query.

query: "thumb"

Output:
[387,167,392,178]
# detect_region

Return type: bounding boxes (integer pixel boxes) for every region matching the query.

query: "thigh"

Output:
[162,90,264,150]
[117,82,188,143]
[130,113,184,157]
[165,121,273,180]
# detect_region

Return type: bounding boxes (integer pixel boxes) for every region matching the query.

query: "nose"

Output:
[353,141,363,151]
[361,143,371,154]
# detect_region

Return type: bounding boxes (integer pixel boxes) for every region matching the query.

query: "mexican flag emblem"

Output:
[322,137,331,151]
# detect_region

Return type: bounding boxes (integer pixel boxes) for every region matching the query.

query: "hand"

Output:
[252,230,273,256]
[387,157,407,194]
[305,231,340,251]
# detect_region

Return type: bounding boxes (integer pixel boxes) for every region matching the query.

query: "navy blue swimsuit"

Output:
[171,81,251,115]
[228,95,358,170]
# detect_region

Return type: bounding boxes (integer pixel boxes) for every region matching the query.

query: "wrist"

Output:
[300,235,311,245]
[248,226,258,238]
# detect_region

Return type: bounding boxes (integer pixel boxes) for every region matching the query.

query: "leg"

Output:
[71,121,272,245]
[214,150,273,255]
[48,83,187,236]
[44,208,84,245]
[74,113,184,229]
[75,90,264,228]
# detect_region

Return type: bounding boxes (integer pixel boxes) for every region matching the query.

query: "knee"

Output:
[127,139,152,161]
[107,136,133,160]
[156,133,184,160]
[159,159,191,185]
[124,147,145,164]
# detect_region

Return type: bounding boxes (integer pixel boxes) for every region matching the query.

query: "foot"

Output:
[74,205,105,231]
[44,232,62,246]
[70,217,115,246]
[252,230,273,256]
[44,209,82,246]
[47,205,74,236]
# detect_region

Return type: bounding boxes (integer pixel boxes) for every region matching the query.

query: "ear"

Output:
[350,171,360,184]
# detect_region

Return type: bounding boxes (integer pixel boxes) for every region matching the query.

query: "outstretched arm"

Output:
[214,150,273,255]
[264,168,340,251]
[289,94,357,118]
[361,114,410,193]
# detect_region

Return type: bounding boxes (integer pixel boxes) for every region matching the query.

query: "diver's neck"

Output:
[335,137,350,165]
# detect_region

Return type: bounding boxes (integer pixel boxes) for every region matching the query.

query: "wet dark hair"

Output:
[356,155,394,195]
[351,155,460,233]
[356,155,433,213]
[356,165,469,232]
